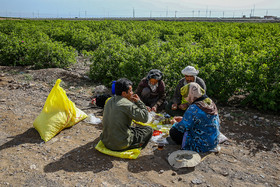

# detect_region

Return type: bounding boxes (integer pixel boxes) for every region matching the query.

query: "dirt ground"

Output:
[0,62,280,187]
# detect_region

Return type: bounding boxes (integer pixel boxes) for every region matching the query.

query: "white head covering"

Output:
[181,66,199,76]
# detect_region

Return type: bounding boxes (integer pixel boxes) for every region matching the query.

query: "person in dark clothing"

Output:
[135,69,166,113]
[165,66,206,116]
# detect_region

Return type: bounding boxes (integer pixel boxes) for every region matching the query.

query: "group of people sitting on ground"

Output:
[100,66,220,154]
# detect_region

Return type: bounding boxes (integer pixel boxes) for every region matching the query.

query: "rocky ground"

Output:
[0,62,279,187]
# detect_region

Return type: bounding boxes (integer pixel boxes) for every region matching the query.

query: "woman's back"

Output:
[181,104,220,152]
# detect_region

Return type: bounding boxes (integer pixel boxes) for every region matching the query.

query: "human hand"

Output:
[171,104,177,110]
[170,118,177,125]
[131,94,140,102]
[151,106,157,112]
[173,116,183,122]
[179,103,188,110]
[146,106,151,112]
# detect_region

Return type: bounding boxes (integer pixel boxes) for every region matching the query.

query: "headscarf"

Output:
[181,82,218,115]
[181,66,199,76]
[147,69,163,81]
[147,69,162,92]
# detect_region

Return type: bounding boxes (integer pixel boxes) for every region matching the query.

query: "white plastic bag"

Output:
[87,113,102,124]
[218,132,229,144]
[147,111,156,124]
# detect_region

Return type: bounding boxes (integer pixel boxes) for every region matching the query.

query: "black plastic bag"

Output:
[93,94,111,108]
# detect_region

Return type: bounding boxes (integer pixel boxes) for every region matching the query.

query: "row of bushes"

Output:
[0,20,279,111]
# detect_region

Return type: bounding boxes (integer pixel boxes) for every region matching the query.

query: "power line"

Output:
[0,8,280,18]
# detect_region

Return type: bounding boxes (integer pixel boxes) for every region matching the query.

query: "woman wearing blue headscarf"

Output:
[169,82,220,153]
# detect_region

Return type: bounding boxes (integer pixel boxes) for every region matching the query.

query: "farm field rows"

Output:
[0,20,279,111]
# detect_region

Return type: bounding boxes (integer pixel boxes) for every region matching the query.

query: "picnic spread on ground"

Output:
[33,77,229,169]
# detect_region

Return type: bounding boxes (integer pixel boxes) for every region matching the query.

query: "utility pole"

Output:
[223,11,224,18]
[192,10,194,17]
[175,11,177,18]
[206,6,208,17]
[150,11,152,18]
[133,8,135,18]
[209,10,211,17]
[166,7,168,17]
[198,10,200,17]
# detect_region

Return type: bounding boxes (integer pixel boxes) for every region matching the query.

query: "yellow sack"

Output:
[33,79,87,142]
[95,140,141,159]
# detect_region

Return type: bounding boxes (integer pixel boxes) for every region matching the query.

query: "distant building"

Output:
[264,16,277,19]
[250,16,261,19]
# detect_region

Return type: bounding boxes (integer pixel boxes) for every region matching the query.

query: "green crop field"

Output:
[0,20,279,111]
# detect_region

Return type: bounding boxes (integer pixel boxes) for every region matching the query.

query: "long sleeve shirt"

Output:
[135,78,166,108]
[172,76,206,105]
[100,95,148,150]
[172,104,220,153]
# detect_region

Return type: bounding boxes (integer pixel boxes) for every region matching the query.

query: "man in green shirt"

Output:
[100,78,153,151]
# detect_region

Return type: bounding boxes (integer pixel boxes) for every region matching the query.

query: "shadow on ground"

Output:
[44,138,114,173]
[44,137,197,175]
[0,128,43,151]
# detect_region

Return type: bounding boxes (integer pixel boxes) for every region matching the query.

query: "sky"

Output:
[1,0,280,18]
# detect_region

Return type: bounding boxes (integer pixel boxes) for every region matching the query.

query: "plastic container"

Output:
[157,143,164,150]
[112,81,116,95]
[153,120,160,125]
